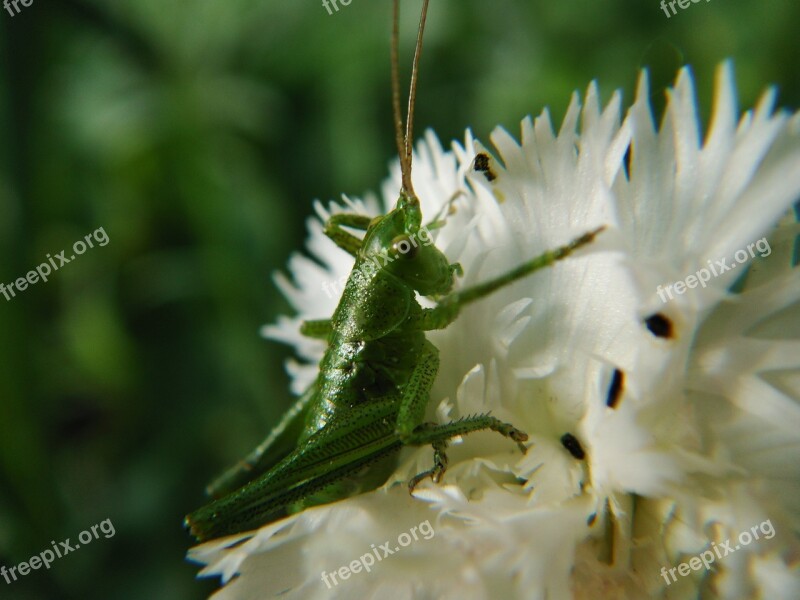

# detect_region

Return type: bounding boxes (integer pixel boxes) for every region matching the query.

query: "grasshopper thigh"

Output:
[186,414,403,541]
[262,398,401,488]
[197,399,401,523]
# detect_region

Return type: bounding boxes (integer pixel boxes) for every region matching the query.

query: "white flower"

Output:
[188,62,800,599]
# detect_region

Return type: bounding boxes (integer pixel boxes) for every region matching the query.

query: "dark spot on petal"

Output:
[473,152,497,182]
[623,144,632,179]
[560,432,586,460]
[644,313,673,338]
[587,513,597,526]
[606,368,624,409]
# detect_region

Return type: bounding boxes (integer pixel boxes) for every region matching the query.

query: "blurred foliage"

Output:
[0,0,797,598]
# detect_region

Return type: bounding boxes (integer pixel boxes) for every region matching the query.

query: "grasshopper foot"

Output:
[408,436,448,494]
[490,421,529,454]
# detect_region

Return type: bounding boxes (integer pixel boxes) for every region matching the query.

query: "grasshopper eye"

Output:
[391,235,418,258]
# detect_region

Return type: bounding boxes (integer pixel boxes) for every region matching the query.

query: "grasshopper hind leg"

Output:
[406,416,528,493]
[289,452,398,514]
[393,340,528,491]
[408,437,448,492]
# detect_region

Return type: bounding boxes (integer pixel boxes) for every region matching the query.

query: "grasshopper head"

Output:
[361,193,455,297]
[367,1,450,296]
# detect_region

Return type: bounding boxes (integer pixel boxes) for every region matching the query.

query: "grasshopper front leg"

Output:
[421,227,606,331]
[299,319,333,339]
[323,213,373,257]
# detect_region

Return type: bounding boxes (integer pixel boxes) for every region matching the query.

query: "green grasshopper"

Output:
[185,0,603,542]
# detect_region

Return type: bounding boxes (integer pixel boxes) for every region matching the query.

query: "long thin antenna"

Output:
[391,0,430,199]
[391,0,409,194]
[405,0,429,183]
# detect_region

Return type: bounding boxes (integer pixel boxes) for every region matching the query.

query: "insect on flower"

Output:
[184,0,604,542]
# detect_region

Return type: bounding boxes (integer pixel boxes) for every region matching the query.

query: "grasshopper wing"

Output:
[205,382,317,498]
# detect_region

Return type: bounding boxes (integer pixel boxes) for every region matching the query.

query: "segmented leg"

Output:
[394,340,439,439]
[393,340,527,490]
[323,213,373,257]
[421,227,605,331]
[406,415,528,491]
[187,399,402,541]
[406,416,528,452]
[424,189,466,231]
[407,436,448,491]
[300,319,333,339]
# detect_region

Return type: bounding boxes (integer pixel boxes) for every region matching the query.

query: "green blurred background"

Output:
[0,1,797,598]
